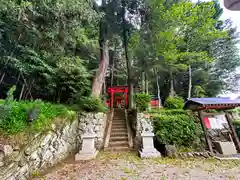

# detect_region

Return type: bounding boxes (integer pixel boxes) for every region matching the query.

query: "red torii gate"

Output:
[107,86,128,109]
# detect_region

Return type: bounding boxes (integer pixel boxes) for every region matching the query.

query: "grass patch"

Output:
[0,99,76,135]
[122,167,134,174]
[97,151,141,162]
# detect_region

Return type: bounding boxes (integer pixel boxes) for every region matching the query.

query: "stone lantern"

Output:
[139,120,161,158]
[75,124,98,161]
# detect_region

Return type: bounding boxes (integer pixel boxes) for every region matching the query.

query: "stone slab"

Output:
[213,141,237,155]
[139,149,161,159]
[75,150,98,161]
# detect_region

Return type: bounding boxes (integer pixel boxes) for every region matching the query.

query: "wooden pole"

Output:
[198,110,214,153]
[19,84,25,100]
[225,111,240,152]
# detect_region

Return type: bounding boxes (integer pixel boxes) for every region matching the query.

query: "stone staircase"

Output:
[105,109,130,152]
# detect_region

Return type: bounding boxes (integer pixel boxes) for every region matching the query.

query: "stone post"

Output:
[139,132,161,158]
[0,150,4,167]
[75,124,98,161]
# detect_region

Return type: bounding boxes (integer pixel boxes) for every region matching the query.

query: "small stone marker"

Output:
[139,132,161,158]
[75,124,98,161]
[213,141,237,155]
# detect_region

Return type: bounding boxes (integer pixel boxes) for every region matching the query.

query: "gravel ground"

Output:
[32,152,240,180]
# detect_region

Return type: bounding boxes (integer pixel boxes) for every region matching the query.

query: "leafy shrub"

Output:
[233,120,240,140]
[0,86,16,125]
[233,120,240,126]
[0,99,5,105]
[136,93,152,111]
[229,107,240,113]
[0,100,75,135]
[164,96,184,109]
[71,95,107,112]
[149,108,191,116]
[152,110,201,147]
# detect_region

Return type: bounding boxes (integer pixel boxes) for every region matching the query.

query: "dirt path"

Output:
[32,152,240,180]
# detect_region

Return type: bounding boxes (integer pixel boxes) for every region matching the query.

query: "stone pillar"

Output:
[139,132,161,158]
[75,133,98,161]
[0,150,4,167]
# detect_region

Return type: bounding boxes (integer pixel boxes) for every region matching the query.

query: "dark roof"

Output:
[184,98,240,110]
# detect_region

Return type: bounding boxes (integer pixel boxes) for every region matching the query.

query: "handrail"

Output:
[125,109,133,148]
[103,109,114,148]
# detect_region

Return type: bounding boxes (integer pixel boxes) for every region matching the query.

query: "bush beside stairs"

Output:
[105,109,131,152]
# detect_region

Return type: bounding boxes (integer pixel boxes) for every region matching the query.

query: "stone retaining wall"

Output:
[0,112,107,180]
[178,151,214,159]
[78,112,107,150]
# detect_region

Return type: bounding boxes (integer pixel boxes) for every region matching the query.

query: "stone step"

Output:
[104,146,132,152]
[113,118,125,120]
[111,125,126,129]
[111,125,127,129]
[112,120,125,122]
[112,118,125,121]
[108,141,129,147]
[112,122,126,125]
[113,113,125,116]
[110,136,128,142]
[114,112,125,114]
[112,122,126,126]
[110,132,128,137]
[111,128,127,133]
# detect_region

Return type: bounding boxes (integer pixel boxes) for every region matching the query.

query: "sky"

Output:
[218,0,240,29]
[215,0,240,97]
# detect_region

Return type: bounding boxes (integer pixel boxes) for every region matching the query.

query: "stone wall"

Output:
[178,151,213,159]
[0,112,107,180]
[78,112,107,150]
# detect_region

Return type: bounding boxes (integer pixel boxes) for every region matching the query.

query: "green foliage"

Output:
[0,0,99,102]
[0,100,4,105]
[125,0,240,101]
[152,110,200,147]
[0,86,17,124]
[149,108,191,116]
[135,93,152,111]
[229,107,240,114]
[71,95,107,112]
[193,85,206,97]
[0,100,75,135]
[233,120,240,126]
[5,86,16,105]
[164,96,184,109]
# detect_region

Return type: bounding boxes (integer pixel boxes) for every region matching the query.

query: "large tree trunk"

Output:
[110,63,114,87]
[91,0,109,98]
[122,2,134,109]
[124,42,134,108]
[0,72,6,84]
[141,71,145,93]
[110,66,114,87]
[156,74,162,108]
[19,84,25,100]
[91,42,109,97]
[145,73,148,94]
[102,78,107,101]
[169,70,176,97]
[188,65,192,99]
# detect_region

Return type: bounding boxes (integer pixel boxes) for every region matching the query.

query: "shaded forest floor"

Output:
[32,152,240,180]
